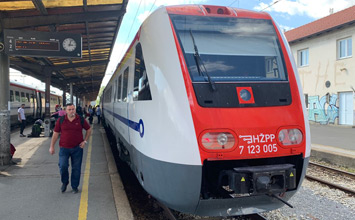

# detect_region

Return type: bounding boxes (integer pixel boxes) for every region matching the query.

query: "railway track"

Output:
[306,161,355,195]
[158,201,268,220]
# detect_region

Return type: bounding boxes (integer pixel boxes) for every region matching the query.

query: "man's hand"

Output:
[79,141,86,148]
[49,146,55,155]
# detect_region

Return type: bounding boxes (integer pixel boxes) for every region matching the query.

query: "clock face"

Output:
[62,38,77,52]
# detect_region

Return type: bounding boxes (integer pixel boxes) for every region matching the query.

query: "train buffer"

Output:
[0,123,133,220]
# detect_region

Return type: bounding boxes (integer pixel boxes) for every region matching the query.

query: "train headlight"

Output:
[278,128,303,146]
[201,132,235,150]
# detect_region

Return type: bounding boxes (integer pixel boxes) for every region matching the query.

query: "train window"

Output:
[122,67,129,102]
[31,94,35,103]
[105,87,112,103]
[133,43,152,101]
[15,91,20,102]
[117,75,122,102]
[170,15,288,82]
[10,90,14,102]
[26,93,30,102]
[21,92,26,102]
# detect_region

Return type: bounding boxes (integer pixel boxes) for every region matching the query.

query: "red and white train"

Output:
[10,81,62,126]
[101,5,310,216]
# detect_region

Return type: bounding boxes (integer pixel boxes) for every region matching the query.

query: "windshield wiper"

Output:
[189,30,216,91]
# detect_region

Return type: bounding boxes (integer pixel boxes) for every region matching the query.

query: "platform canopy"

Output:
[0,0,128,100]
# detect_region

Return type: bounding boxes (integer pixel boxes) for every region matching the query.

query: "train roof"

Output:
[165,5,271,20]
[10,81,62,97]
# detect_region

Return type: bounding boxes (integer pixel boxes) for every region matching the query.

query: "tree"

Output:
[96,86,105,106]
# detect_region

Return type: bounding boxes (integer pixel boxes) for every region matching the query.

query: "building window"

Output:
[338,37,352,59]
[298,49,309,67]
[304,94,308,108]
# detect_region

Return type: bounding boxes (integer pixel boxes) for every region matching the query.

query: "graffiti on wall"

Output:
[308,94,338,124]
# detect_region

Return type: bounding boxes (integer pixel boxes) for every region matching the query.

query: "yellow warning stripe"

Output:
[78,128,93,220]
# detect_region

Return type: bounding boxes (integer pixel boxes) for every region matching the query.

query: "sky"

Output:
[101,0,355,87]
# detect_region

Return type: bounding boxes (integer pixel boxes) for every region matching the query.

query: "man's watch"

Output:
[84,141,87,144]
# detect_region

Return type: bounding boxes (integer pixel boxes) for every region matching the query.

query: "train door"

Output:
[38,92,42,118]
[339,92,354,125]
[113,78,118,125]
[32,92,37,118]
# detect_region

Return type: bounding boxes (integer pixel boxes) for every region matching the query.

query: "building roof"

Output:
[285,5,355,43]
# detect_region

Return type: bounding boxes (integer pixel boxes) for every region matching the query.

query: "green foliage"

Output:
[96,86,105,106]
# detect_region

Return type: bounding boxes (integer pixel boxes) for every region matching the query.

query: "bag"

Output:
[31,124,41,137]
[10,144,16,157]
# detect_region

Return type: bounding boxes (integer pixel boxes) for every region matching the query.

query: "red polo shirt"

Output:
[54,114,91,148]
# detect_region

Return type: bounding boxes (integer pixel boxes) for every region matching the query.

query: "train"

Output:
[101,5,310,216]
[10,81,62,127]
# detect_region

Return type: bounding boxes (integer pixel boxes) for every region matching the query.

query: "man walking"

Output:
[18,104,26,137]
[96,105,101,124]
[49,103,92,193]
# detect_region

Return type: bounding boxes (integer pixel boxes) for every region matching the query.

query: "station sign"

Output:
[4,29,82,58]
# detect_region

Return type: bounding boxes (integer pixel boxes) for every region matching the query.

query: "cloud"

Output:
[278,24,293,32]
[254,0,355,19]
[138,10,151,23]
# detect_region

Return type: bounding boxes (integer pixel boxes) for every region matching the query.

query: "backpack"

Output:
[59,115,85,127]
[31,124,41,137]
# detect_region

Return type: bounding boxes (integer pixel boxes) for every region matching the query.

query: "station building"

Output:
[285,6,355,126]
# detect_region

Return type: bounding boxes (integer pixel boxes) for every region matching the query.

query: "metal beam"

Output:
[52,60,108,71]
[3,10,125,29]
[32,0,48,15]
[66,75,102,83]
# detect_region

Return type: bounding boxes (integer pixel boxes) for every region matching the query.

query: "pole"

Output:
[70,83,73,104]
[62,86,66,106]
[0,30,11,165]
[43,69,51,137]
[44,69,51,118]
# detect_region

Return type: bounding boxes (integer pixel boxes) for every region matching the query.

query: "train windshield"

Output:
[170,15,288,82]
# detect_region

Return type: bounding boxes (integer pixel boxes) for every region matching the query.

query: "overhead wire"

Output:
[228,0,239,7]
[260,0,284,11]
[118,0,144,61]
[148,0,158,13]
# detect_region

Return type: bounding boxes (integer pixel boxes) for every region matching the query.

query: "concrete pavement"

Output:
[310,124,355,168]
[0,122,133,220]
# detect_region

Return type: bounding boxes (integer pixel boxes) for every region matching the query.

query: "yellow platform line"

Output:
[78,127,93,220]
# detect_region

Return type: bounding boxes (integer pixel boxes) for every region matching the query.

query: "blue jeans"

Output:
[58,146,83,189]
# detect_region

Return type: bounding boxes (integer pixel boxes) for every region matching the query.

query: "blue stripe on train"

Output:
[104,108,144,138]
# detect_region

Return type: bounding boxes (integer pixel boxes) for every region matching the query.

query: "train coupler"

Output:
[219,164,296,195]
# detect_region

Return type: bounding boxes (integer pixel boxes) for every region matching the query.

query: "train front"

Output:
[167,5,310,216]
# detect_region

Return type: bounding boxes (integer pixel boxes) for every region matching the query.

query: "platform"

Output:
[0,120,133,220]
[310,124,355,168]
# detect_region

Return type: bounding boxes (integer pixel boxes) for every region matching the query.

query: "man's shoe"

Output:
[20,134,25,137]
[72,188,79,194]
[61,184,68,193]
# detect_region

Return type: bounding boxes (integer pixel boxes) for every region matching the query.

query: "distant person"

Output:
[83,105,88,118]
[18,104,26,137]
[49,103,92,194]
[88,105,93,124]
[96,105,101,124]
[76,105,83,117]
[58,108,66,117]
